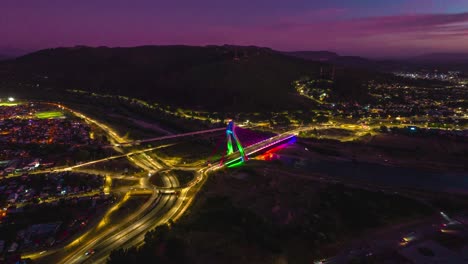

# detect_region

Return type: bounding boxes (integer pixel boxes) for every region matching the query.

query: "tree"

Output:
[107,248,128,264]
[316,115,329,123]
[166,238,188,264]
[144,224,171,249]
[74,149,90,162]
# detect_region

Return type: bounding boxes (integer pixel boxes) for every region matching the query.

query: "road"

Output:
[55,149,183,264]
[63,174,180,264]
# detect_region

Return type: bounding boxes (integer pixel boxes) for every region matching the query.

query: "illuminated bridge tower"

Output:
[226,120,248,162]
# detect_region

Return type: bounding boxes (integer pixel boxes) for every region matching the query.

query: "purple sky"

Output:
[1,0,468,57]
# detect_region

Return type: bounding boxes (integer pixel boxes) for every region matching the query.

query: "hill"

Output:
[0,45,326,111]
[286,51,339,62]
[286,51,468,72]
[1,45,434,111]
[285,51,409,72]
[286,51,386,69]
[409,53,468,63]
[0,54,11,61]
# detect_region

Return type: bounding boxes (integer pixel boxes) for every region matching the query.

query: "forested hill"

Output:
[0,45,326,111]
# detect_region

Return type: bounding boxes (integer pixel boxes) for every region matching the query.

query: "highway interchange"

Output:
[21,102,296,264]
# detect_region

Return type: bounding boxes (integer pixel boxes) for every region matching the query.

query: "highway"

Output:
[57,150,184,264]
[62,175,180,264]
[42,102,127,149]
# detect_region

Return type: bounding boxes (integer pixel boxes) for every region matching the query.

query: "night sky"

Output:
[1,0,467,57]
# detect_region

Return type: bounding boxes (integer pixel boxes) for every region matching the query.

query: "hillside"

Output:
[0,54,10,61]
[286,50,468,72]
[0,45,326,111]
[285,51,393,70]
[410,53,468,63]
[286,51,339,62]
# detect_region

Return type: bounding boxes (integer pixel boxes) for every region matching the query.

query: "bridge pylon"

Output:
[226,120,248,162]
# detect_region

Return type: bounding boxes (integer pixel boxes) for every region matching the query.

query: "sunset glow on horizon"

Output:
[1,0,468,57]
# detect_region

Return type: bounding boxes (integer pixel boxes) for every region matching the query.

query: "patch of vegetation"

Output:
[68,102,164,139]
[150,173,166,187]
[152,137,224,166]
[173,170,196,186]
[428,194,468,214]
[189,196,282,252]
[0,102,20,106]
[111,178,138,189]
[35,111,64,119]
[81,157,141,175]
[106,196,149,225]
[417,247,435,257]
[308,145,342,156]
[434,231,467,250]
[108,181,434,263]
[108,224,189,264]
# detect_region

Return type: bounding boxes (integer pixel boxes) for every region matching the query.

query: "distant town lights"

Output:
[8,97,15,102]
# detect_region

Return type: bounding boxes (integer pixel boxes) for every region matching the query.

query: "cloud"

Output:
[349,12,468,35]
[270,12,468,37]
[141,11,468,56]
[276,8,349,25]
[208,11,468,56]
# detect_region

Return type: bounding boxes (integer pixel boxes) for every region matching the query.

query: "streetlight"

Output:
[8,97,14,102]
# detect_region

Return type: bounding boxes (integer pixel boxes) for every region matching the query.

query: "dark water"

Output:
[275,153,468,194]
